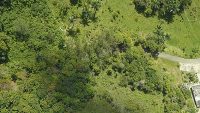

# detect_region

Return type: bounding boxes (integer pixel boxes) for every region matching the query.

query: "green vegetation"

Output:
[135,25,170,56]
[134,0,192,22]
[182,72,198,83]
[0,0,198,113]
[164,0,200,58]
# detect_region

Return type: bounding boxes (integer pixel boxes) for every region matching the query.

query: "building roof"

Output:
[191,85,200,108]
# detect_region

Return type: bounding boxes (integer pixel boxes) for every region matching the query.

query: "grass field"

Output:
[164,0,200,58]
[83,0,200,58]
[81,71,164,113]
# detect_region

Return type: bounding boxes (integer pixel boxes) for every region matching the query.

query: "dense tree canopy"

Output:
[134,0,192,21]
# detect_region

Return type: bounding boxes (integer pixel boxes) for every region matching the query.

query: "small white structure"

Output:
[180,63,200,73]
[191,85,200,108]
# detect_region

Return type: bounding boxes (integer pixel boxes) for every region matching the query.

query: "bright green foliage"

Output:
[162,78,195,113]
[0,0,196,113]
[0,0,94,112]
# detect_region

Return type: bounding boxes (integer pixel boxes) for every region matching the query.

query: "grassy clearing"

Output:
[88,0,200,58]
[90,73,164,113]
[54,0,200,58]
[77,97,119,113]
[164,0,200,58]
[155,58,183,85]
[55,0,200,58]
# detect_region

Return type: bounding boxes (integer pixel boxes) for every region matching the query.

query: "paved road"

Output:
[158,53,200,64]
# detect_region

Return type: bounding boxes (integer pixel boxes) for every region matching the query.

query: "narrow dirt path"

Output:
[159,52,200,81]
[158,53,200,64]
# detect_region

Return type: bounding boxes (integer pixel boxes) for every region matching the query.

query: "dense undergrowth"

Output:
[0,0,197,113]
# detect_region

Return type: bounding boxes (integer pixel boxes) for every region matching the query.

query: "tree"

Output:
[80,0,100,25]
[136,25,170,57]
[133,0,192,22]
[70,0,81,6]
[0,0,11,7]
[0,33,10,64]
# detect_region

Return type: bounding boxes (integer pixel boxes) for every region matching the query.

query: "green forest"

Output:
[0,0,199,113]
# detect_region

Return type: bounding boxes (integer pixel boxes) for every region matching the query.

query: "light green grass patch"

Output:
[90,73,164,113]
[164,0,200,57]
[96,0,200,58]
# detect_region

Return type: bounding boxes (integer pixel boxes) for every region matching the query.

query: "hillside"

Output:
[0,0,199,113]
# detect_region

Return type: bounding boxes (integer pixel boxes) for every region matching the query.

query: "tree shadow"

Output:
[33,43,94,112]
[133,2,189,23]
[134,5,174,23]
[157,12,174,23]
[55,73,94,108]
[0,0,11,8]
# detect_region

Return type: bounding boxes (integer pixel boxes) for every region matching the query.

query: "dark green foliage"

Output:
[67,26,80,37]
[56,74,94,103]
[124,50,163,93]
[162,76,196,113]
[0,0,196,112]
[13,19,30,42]
[183,72,198,83]
[0,33,10,64]
[59,5,69,19]
[85,30,163,94]
[58,0,101,26]
[30,1,51,18]
[0,0,11,14]
[135,25,170,57]
[0,49,8,64]
[134,0,192,22]
[73,0,101,25]
[0,0,11,7]
[0,0,94,112]
[70,0,81,6]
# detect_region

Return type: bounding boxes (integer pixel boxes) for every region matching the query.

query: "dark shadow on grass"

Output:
[55,72,94,109]
[133,1,190,23]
